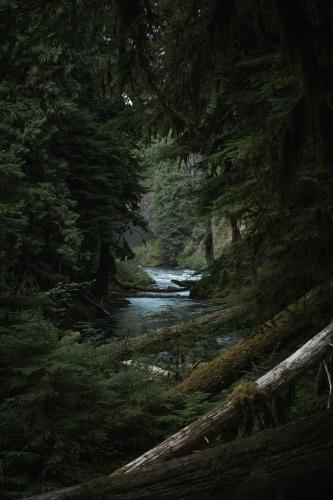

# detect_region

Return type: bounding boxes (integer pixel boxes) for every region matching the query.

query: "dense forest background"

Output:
[132,142,208,269]
[1,1,333,499]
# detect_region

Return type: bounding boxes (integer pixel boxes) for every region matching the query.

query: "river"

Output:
[95,267,211,341]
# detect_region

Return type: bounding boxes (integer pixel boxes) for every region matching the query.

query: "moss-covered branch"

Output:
[101,307,235,357]
[169,285,331,400]
[112,320,333,474]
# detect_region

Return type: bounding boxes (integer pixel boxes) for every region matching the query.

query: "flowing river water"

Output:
[91,266,246,359]
[95,267,212,341]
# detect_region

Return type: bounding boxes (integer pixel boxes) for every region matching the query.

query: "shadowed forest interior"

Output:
[1,1,333,499]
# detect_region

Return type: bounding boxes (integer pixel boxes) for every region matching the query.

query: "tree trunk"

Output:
[169,284,330,401]
[229,214,242,242]
[28,411,333,500]
[94,242,115,299]
[24,320,333,499]
[202,159,214,265]
[113,321,333,474]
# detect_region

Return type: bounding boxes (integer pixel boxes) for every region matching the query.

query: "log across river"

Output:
[117,267,207,331]
[95,267,245,349]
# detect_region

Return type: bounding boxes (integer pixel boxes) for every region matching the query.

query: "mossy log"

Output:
[169,285,329,400]
[27,411,333,500]
[113,321,333,474]
[100,307,234,357]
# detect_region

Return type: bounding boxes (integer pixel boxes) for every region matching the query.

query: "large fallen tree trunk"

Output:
[28,411,333,500]
[129,307,234,350]
[99,307,235,357]
[113,320,333,474]
[169,284,331,400]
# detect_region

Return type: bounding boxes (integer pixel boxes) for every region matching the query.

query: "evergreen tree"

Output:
[112,0,333,319]
[144,143,204,267]
[0,0,143,296]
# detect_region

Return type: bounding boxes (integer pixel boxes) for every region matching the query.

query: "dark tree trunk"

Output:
[228,213,242,242]
[202,159,214,265]
[94,242,116,299]
[27,411,333,500]
[204,217,214,265]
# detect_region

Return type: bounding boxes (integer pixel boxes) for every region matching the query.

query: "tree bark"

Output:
[94,242,116,299]
[113,321,333,474]
[99,307,235,357]
[24,320,333,499]
[228,213,242,242]
[169,284,330,400]
[27,411,333,500]
[202,159,214,265]
[125,307,234,352]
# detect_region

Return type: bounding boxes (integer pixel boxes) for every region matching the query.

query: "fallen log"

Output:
[129,307,234,350]
[124,286,187,294]
[169,284,331,400]
[27,411,333,500]
[99,307,235,357]
[171,279,194,288]
[113,320,333,474]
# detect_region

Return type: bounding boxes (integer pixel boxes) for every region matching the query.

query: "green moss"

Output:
[169,290,318,400]
[115,260,155,289]
[226,381,258,407]
[177,253,205,270]
[60,412,333,500]
[132,239,161,267]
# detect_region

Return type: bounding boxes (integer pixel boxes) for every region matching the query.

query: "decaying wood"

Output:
[131,307,234,349]
[323,359,333,409]
[113,321,333,475]
[27,411,333,500]
[169,285,331,400]
[99,307,235,357]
